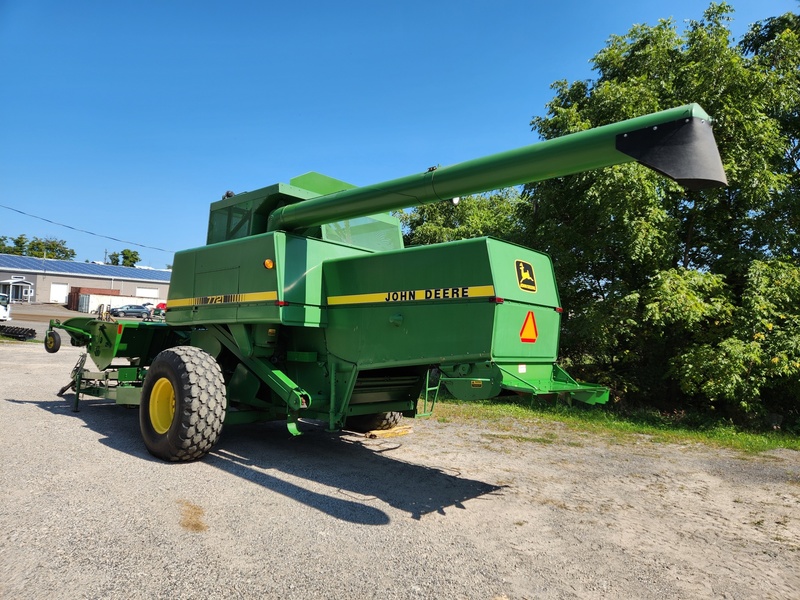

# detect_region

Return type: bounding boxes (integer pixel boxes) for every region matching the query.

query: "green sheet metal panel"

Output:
[167,233,282,325]
[275,233,371,327]
[328,301,496,367]
[289,172,356,196]
[491,302,561,362]
[168,232,371,328]
[484,239,562,362]
[323,237,566,368]
[324,238,498,367]
[165,250,194,324]
[485,238,560,305]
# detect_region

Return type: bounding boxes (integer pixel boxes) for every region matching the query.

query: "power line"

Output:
[0,203,173,253]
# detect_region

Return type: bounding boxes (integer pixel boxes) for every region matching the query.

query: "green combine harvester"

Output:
[45,104,727,461]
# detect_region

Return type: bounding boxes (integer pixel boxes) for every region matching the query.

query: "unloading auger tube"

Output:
[267,103,727,232]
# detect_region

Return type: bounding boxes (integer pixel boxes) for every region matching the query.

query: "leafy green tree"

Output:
[398,189,522,246]
[107,249,141,267]
[13,234,29,255]
[26,237,76,260]
[740,10,800,262]
[518,3,799,422]
[644,261,800,421]
[0,234,29,255]
[0,234,75,260]
[120,249,140,267]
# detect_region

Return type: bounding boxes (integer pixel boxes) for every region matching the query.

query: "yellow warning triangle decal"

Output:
[520,311,538,343]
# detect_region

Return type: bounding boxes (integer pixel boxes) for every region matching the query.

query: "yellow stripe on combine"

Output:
[328,285,495,306]
[168,290,278,308]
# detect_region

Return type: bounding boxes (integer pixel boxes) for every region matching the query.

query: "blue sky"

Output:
[1,0,796,268]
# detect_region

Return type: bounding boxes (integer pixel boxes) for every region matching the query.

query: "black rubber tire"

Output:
[139,346,227,462]
[44,330,61,354]
[118,311,126,317]
[347,411,402,432]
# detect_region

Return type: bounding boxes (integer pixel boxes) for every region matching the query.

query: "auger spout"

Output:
[267,103,726,232]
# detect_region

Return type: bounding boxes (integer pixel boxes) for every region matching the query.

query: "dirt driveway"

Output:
[1,342,798,599]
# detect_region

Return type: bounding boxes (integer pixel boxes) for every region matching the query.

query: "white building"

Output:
[0,255,171,304]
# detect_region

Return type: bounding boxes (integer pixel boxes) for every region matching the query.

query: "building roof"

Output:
[0,254,172,283]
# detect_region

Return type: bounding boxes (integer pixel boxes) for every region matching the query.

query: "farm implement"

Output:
[44,104,726,461]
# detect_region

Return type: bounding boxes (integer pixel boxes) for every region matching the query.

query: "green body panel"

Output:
[322,236,599,403]
[167,232,370,327]
[323,238,498,366]
[168,233,282,326]
[485,238,561,362]
[323,237,563,365]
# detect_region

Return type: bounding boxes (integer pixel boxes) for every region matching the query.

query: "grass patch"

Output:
[0,336,39,343]
[482,432,557,445]
[433,396,800,453]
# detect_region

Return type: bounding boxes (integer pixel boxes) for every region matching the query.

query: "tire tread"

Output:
[140,346,226,462]
[347,411,402,432]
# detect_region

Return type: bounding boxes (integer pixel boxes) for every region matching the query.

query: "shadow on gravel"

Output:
[8,395,503,524]
[208,421,503,522]
[6,395,146,456]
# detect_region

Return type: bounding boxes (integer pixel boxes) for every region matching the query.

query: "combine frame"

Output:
[45,104,727,461]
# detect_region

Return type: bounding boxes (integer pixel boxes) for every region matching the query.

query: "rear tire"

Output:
[347,411,402,432]
[139,346,226,462]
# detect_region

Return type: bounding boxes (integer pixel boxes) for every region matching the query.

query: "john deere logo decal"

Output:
[516,260,537,292]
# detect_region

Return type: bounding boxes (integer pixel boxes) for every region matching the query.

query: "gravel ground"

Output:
[1,341,799,600]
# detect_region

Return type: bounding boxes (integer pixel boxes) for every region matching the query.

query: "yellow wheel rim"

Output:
[150,377,176,434]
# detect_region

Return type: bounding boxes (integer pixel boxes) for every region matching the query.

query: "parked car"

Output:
[110,304,150,318]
